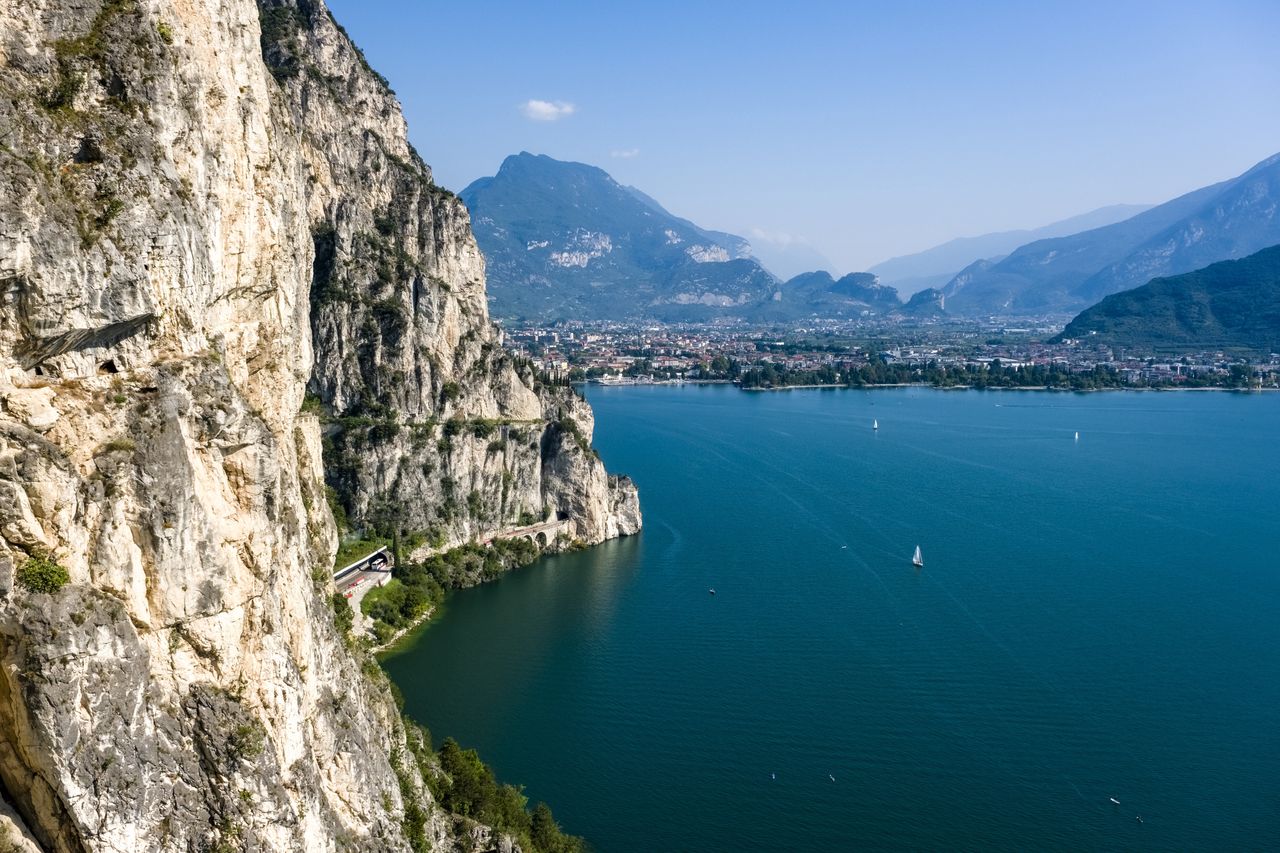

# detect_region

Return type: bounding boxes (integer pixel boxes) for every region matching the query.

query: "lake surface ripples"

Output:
[383,386,1280,851]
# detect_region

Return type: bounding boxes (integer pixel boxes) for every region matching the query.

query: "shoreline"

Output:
[737,383,1277,393]
[371,604,440,655]
[369,538,594,655]
[583,379,1276,394]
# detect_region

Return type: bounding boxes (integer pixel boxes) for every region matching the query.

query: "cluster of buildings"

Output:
[499,321,1280,388]
[503,323,767,379]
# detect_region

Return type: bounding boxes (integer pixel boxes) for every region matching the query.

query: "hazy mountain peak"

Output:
[937,152,1280,316]
[868,203,1153,296]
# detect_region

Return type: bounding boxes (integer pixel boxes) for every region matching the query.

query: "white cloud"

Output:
[520,99,576,121]
[749,227,814,248]
[610,148,640,159]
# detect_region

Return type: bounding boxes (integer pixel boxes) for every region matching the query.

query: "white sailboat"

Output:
[912,545,923,568]
[873,419,879,431]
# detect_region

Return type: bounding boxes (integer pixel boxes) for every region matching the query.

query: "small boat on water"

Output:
[708,588,716,595]
[873,419,879,430]
[1110,797,1120,805]
[1074,431,1080,441]
[912,545,923,568]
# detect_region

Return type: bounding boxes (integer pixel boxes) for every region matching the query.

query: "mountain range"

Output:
[938,153,1280,316]
[867,204,1152,297]
[1052,244,1280,353]
[462,154,926,322]
[465,153,926,322]
[463,151,1280,327]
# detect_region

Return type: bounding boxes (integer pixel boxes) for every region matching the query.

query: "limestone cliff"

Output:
[256,1,638,552]
[0,0,637,850]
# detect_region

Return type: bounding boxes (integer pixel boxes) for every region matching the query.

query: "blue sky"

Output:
[326,0,1280,274]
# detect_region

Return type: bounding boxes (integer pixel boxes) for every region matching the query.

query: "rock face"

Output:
[254,14,638,553]
[0,1,637,851]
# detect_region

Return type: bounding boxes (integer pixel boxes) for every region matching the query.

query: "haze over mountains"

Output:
[868,204,1152,297]
[938,152,1280,316]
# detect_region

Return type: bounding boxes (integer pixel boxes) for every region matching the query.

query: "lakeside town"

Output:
[501,319,1280,390]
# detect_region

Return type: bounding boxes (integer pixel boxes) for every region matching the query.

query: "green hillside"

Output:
[1052,245,1280,353]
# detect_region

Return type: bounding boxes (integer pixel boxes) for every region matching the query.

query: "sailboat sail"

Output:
[912,545,923,567]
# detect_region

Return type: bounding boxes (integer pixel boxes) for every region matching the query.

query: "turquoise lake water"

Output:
[382,386,1280,851]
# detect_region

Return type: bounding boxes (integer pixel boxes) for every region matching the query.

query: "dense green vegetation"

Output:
[329,592,354,637]
[337,540,579,849]
[15,551,69,594]
[433,738,584,853]
[334,536,388,570]
[738,362,847,388]
[1054,244,1280,353]
[257,6,306,82]
[354,541,582,849]
[361,538,540,643]
[390,716,583,853]
[692,355,1119,389]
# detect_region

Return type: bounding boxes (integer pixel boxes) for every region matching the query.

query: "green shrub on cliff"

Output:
[330,591,353,637]
[436,738,583,853]
[16,551,69,594]
[532,802,584,853]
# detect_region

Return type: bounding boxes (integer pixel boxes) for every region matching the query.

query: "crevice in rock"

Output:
[72,137,104,165]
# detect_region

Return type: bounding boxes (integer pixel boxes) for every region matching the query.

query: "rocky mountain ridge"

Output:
[750,270,904,320]
[866,203,1152,297]
[0,1,636,850]
[938,153,1280,316]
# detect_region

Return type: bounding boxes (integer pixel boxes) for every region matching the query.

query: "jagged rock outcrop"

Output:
[904,287,946,317]
[0,0,637,851]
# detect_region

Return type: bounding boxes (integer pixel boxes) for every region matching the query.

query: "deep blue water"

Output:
[383,386,1280,851]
